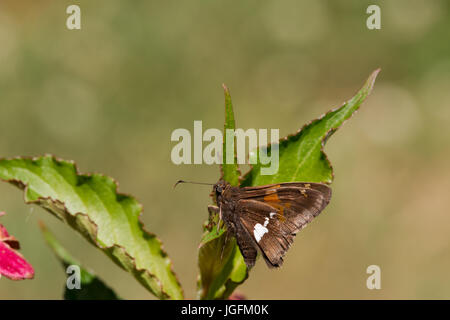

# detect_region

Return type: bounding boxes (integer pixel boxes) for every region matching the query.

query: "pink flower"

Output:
[228,291,246,300]
[0,212,34,280]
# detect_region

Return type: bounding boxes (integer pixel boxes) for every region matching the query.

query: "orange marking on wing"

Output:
[264,193,280,203]
[266,201,290,222]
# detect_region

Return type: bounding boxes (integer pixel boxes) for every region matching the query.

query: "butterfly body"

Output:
[212,180,332,269]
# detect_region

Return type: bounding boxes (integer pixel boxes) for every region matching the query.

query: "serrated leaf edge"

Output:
[0,154,184,300]
[241,69,380,185]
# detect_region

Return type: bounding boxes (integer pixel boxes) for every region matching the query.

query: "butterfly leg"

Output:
[206,205,220,231]
[220,230,230,261]
[216,205,223,234]
[207,205,219,217]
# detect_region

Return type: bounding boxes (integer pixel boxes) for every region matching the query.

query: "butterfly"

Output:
[207,180,331,269]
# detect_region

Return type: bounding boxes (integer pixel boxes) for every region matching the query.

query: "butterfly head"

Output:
[213,180,229,202]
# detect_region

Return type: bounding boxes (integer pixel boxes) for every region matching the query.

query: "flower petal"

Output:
[0,241,34,280]
[0,223,10,239]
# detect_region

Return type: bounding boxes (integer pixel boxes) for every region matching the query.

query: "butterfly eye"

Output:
[216,186,223,193]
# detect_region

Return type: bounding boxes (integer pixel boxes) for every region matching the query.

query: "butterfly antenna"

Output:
[173,180,215,189]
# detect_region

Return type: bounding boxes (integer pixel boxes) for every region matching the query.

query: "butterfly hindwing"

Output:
[235,183,331,267]
[233,222,258,269]
[237,200,293,267]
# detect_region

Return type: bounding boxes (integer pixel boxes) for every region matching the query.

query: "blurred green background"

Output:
[1,0,450,299]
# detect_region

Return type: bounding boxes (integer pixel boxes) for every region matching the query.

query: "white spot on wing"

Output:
[254,223,268,242]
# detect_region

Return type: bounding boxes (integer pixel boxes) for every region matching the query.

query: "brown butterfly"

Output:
[178,179,332,269]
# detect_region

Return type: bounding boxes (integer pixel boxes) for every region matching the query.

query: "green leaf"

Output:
[0,156,183,300]
[198,233,241,299]
[197,70,379,299]
[197,85,247,300]
[221,84,240,186]
[197,216,248,300]
[241,69,380,186]
[40,223,120,300]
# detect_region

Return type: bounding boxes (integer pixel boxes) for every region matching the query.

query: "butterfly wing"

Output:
[236,183,331,267]
[233,222,258,269]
